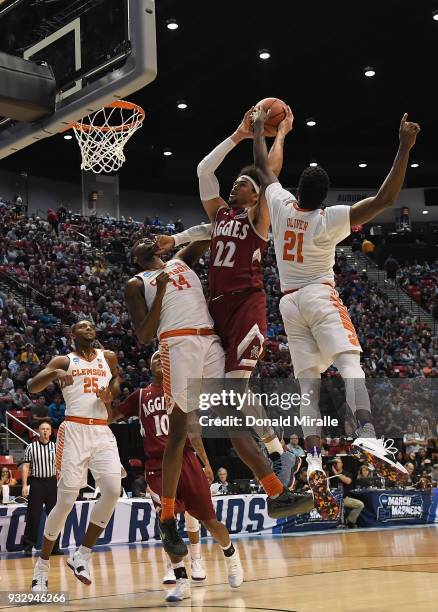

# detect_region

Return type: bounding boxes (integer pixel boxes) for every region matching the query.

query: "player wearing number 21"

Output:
[253,107,420,519]
[27,320,123,592]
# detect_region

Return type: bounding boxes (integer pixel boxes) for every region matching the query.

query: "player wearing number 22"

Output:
[27,320,123,592]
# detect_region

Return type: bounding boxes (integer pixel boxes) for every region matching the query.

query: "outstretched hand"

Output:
[155,234,175,254]
[399,113,420,150]
[277,105,294,136]
[251,105,270,129]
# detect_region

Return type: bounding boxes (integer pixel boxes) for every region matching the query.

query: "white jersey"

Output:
[136,258,214,337]
[62,349,112,420]
[265,182,351,291]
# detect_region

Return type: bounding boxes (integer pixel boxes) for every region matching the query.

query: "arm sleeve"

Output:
[117,390,140,418]
[173,223,213,247]
[324,205,351,244]
[197,137,236,201]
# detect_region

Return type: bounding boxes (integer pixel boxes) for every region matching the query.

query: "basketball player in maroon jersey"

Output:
[156,108,297,486]
[109,352,244,602]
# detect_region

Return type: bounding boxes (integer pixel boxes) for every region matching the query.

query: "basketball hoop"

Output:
[71,100,145,174]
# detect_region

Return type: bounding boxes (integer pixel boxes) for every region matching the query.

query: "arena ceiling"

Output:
[1,0,437,195]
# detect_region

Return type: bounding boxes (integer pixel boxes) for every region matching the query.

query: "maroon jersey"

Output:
[117,383,192,468]
[209,206,268,299]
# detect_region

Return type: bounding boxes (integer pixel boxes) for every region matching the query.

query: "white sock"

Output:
[78,545,92,557]
[306,452,322,470]
[190,542,201,560]
[264,438,284,455]
[37,557,50,570]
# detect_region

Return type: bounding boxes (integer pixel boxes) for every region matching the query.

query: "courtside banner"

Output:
[186,377,438,439]
[0,495,342,552]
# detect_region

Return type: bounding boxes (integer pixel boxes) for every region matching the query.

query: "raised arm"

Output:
[124,275,170,344]
[251,107,294,236]
[175,240,211,269]
[350,114,420,226]
[197,108,254,220]
[252,106,281,189]
[155,223,212,255]
[27,355,72,394]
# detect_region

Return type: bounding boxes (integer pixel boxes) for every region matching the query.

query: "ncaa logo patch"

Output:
[72,357,80,363]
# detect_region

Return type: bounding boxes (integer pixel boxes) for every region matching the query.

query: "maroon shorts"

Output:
[146,450,216,522]
[209,289,266,372]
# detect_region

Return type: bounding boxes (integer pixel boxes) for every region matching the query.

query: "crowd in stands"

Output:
[1,196,438,493]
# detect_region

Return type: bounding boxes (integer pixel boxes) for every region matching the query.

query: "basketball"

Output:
[256,97,288,130]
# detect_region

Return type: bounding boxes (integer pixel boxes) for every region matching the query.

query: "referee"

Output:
[21,420,63,556]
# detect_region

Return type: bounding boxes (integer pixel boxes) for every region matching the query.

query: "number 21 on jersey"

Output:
[283,231,304,263]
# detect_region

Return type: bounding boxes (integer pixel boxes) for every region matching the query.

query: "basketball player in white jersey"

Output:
[125,238,314,556]
[27,320,122,591]
[253,107,420,518]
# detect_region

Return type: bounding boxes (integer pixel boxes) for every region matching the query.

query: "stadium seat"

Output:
[0,455,15,466]
[8,410,31,435]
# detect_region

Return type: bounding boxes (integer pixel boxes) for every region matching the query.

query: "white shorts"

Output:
[159,334,225,414]
[280,284,362,377]
[56,421,123,490]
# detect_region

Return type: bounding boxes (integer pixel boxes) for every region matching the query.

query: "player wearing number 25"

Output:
[27,320,124,592]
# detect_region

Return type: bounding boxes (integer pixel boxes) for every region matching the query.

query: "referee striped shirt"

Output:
[23,440,57,478]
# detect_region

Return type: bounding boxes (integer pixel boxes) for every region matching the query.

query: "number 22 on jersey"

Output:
[283,231,304,263]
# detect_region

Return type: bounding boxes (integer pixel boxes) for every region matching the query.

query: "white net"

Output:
[72,101,145,174]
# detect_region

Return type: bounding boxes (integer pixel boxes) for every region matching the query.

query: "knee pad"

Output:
[184,511,200,533]
[89,477,120,528]
[44,483,79,541]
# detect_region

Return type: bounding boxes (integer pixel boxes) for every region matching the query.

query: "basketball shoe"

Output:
[224,547,244,588]
[191,557,206,583]
[67,548,92,585]
[165,578,191,602]
[306,454,340,520]
[272,450,298,488]
[351,436,408,484]
[31,558,49,593]
[162,562,176,585]
[159,518,188,557]
[267,488,314,518]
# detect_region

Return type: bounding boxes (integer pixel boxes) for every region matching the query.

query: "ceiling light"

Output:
[306,118,316,127]
[433,10,438,20]
[364,66,375,77]
[163,150,173,156]
[309,160,317,167]
[410,161,419,168]
[63,134,73,140]
[166,19,178,30]
[258,49,270,60]
[358,161,367,168]
[177,100,187,109]
[423,210,429,215]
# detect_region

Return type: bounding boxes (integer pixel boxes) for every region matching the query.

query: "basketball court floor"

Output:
[2,526,438,612]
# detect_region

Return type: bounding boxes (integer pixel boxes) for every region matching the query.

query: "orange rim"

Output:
[69,100,145,133]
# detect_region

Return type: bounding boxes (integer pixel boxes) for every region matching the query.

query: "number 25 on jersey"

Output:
[283,231,304,263]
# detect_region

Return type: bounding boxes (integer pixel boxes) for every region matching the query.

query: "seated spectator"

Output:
[11,386,32,409]
[286,434,305,457]
[30,396,49,429]
[210,467,230,495]
[404,462,415,485]
[0,466,17,503]
[403,423,424,454]
[356,465,382,488]
[20,344,40,365]
[132,474,147,497]
[0,368,14,392]
[330,457,364,528]
[47,394,65,427]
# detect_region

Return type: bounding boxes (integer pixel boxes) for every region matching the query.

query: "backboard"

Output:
[0,0,156,159]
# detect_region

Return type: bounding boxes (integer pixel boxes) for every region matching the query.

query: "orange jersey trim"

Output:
[65,416,108,426]
[159,327,215,341]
